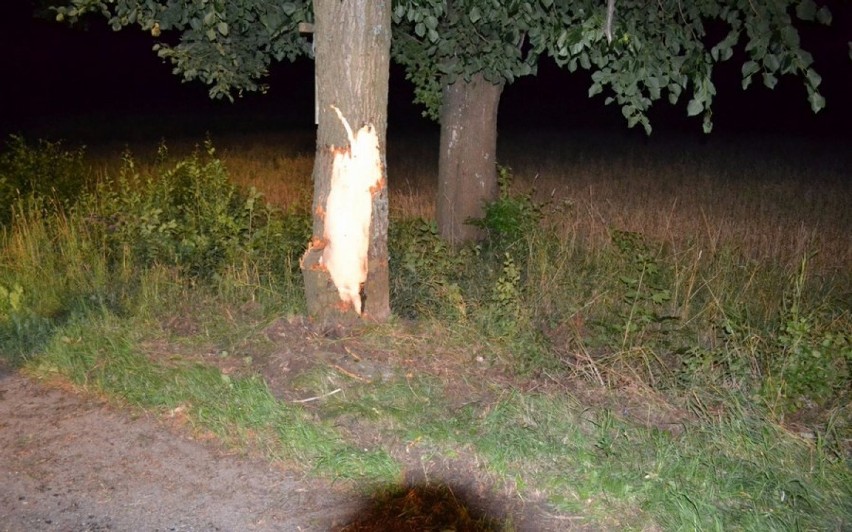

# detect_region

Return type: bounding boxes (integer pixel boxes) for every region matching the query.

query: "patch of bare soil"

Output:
[0,362,361,531]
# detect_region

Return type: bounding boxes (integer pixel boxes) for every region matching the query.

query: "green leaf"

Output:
[816,6,832,25]
[762,72,777,89]
[668,83,682,104]
[469,7,481,24]
[217,22,229,36]
[556,29,567,49]
[393,4,406,20]
[648,85,661,100]
[588,83,602,97]
[702,114,713,134]
[808,91,826,113]
[796,49,814,69]
[686,98,703,117]
[806,68,822,88]
[796,0,817,21]
[651,290,671,304]
[741,60,759,89]
[763,54,780,72]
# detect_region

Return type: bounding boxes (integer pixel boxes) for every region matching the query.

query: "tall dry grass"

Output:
[210,129,849,275]
[83,127,849,274]
[499,131,850,275]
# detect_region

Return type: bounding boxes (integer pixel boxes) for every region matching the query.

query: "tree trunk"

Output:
[437,73,504,245]
[301,0,391,323]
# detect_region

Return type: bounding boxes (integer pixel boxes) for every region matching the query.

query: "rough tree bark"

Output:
[301,0,391,323]
[437,72,504,245]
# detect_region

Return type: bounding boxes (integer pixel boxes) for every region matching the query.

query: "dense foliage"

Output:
[392,0,830,131]
[57,1,831,131]
[82,142,308,279]
[0,136,88,225]
[389,184,851,413]
[0,138,309,358]
[56,0,312,100]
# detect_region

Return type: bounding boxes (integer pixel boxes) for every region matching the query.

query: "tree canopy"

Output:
[57,1,312,100]
[392,0,831,133]
[58,1,832,132]
[391,1,544,119]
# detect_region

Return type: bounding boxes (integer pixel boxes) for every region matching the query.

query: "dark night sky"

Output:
[1,2,849,144]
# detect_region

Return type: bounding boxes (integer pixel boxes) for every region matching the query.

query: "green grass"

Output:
[303,366,850,529]
[1,132,849,529]
[28,314,400,484]
[476,394,850,530]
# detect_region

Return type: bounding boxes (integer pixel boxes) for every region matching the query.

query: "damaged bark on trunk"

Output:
[437,72,503,245]
[301,0,391,323]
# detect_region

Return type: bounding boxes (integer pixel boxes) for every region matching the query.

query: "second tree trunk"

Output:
[437,72,503,245]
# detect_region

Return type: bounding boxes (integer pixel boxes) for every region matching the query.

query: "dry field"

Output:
[182,128,851,275]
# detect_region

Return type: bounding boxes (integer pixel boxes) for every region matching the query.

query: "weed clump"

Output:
[389,218,467,320]
[468,165,543,250]
[80,141,308,279]
[0,135,88,226]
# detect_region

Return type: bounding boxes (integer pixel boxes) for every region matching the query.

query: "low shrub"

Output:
[79,141,309,281]
[0,135,89,226]
[389,218,467,319]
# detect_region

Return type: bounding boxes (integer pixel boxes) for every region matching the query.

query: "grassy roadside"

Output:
[1,133,849,529]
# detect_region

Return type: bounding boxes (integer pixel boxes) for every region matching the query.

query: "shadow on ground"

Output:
[337,482,503,531]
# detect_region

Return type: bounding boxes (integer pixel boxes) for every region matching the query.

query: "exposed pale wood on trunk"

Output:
[301,0,391,322]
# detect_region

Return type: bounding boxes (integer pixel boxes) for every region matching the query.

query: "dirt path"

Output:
[0,367,362,531]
